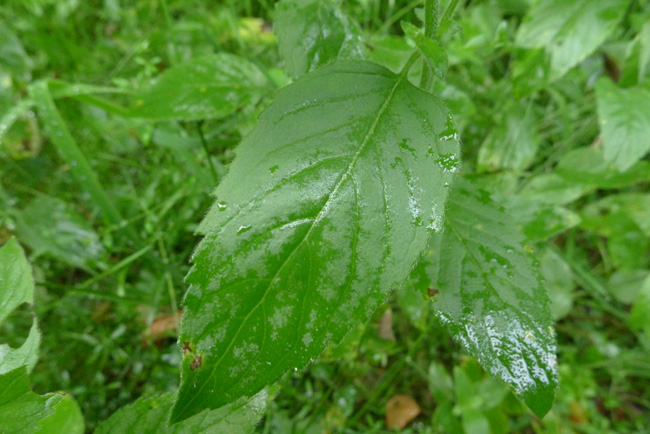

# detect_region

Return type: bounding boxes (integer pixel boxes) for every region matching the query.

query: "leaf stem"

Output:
[420,0,439,89]
[197,121,219,184]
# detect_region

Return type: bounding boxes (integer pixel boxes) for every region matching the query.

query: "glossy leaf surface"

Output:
[0,237,40,375]
[172,60,460,421]
[596,78,650,171]
[0,367,84,434]
[411,179,558,418]
[274,0,365,79]
[96,387,277,434]
[516,0,628,78]
[130,54,270,121]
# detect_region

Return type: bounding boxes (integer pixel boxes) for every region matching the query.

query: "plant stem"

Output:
[419,0,440,89]
[197,121,219,184]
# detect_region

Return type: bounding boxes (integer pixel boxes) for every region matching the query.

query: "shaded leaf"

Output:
[172,60,460,422]
[477,103,539,172]
[596,78,650,171]
[411,178,557,418]
[96,387,277,434]
[130,54,270,121]
[629,275,650,337]
[556,147,650,188]
[13,197,105,271]
[540,249,575,321]
[0,367,84,434]
[274,0,365,79]
[516,0,628,78]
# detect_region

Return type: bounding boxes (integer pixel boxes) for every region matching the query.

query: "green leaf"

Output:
[411,178,558,418]
[13,197,106,271]
[555,147,650,188]
[172,60,460,422]
[0,237,33,324]
[274,0,365,79]
[96,387,277,434]
[477,103,539,172]
[130,54,270,121]
[0,23,32,77]
[596,78,650,171]
[0,367,84,434]
[504,196,581,242]
[516,0,628,78]
[540,248,574,321]
[518,173,590,206]
[402,22,448,79]
[0,237,40,375]
[629,275,650,337]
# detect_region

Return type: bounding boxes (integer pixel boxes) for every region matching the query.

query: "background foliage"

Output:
[1,0,649,432]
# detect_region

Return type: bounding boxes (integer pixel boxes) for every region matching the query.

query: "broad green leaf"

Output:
[130,54,270,121]
[0,367,84,434]
[556,147,650,188]
[477,103,539,172]
[96,387,277,434]
[0,237,41,375]
[504,196,581,242]
[540,249,574,321]
[596,78,650,171]
[13,197,105,271]
[172,60,460,422]
[0,238,33,324]
[608,270,650,304]
[516,0,628,78]
[274,0,365,79]
[411,179,557,418]
[519,173,590,206]
[0,322,40,376]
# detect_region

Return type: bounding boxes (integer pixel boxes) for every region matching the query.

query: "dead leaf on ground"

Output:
[386,394,421,430]
[141,311,182,347]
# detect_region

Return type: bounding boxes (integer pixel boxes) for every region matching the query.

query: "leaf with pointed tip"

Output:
[0,237,40,375]
[96,387,278,434]
[0,367,84,434]
[596,78,650,172]
[516,0,628,78]
[274,0,365,79]
[411,178,558,418]
[171,60,460,422]
[130,54,270,121]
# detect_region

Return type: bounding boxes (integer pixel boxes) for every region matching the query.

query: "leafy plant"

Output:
[2,0,650,432]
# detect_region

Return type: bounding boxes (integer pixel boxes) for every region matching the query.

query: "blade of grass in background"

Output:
[28,81,136,241]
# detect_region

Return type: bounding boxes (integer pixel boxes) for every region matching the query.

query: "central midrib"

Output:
[176,68,408,417]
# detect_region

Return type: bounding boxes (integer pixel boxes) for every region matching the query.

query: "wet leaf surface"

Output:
[172,60,460,422]
[411,178,558,418]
